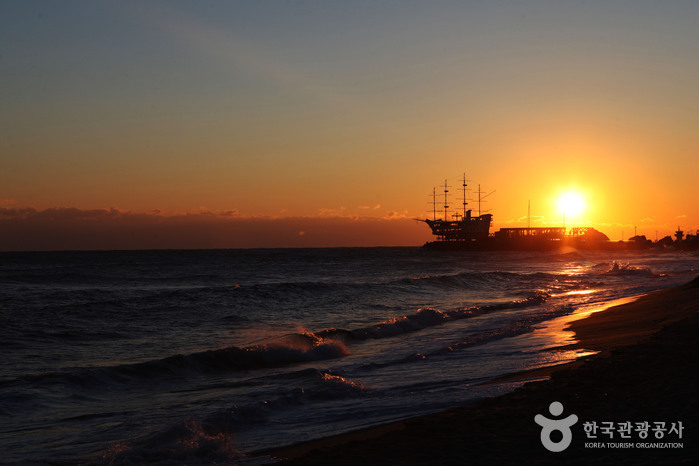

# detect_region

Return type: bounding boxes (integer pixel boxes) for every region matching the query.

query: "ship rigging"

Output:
[423,174,493,242]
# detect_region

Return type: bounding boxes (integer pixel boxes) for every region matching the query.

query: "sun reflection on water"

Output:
[564,289,597,296]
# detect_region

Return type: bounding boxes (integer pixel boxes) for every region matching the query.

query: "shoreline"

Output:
[260,277,699,464]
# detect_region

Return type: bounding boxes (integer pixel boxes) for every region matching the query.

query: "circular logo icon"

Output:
[534,401,578,452]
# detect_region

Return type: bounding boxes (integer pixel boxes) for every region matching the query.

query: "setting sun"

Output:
[556,191,586,223]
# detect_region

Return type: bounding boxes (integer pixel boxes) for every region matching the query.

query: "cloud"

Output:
[317,206,348,217]
[383,210,411,219]
[0,206,430,251]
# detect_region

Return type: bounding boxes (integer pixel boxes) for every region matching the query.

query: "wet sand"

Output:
[262,276,699,465]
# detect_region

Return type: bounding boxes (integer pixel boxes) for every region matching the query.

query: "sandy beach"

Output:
[263,276,699,465]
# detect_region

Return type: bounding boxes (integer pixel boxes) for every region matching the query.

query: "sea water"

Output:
[1,247,697,464]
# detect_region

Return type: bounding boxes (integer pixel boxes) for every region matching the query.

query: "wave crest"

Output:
[604,262,657,277]
[10,334,350,391]
[316,292,550,342]
[161,336,349,373]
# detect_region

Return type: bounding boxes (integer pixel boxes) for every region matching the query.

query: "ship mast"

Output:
[475,184,496,216]
[432,187,437,221]
[477,184,482,216]
[443,179,450,221]
[461,173,469,220]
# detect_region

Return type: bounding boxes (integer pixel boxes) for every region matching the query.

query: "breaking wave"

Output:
[8,333,349,390]
[601,261,659,277]
[357,303,576,372]
[317,291,550,341]
[93,368,367,465]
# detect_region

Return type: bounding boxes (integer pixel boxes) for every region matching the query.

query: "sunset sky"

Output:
[2,1,698,250]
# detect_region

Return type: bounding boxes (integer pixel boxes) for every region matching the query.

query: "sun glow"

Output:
[556,190,586,222]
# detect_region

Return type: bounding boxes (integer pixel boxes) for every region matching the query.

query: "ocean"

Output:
[1,247,697,464]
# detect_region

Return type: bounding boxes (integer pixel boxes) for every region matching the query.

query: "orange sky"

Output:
[2,1,698,250]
